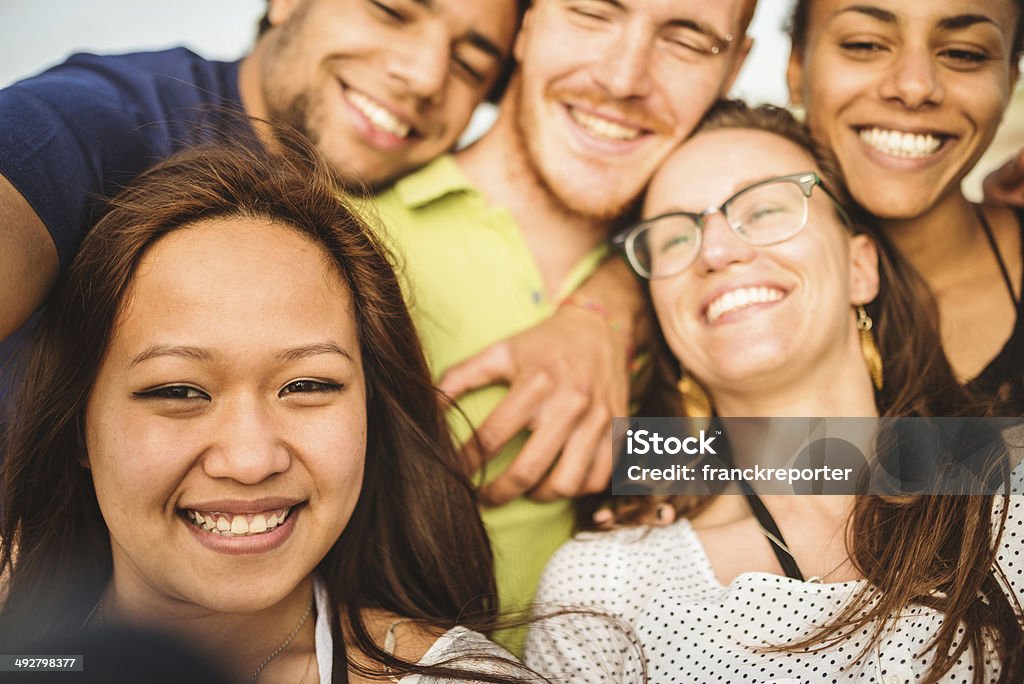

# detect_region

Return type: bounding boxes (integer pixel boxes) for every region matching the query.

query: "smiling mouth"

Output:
[706,286,785,324]
[344,87,413,139]
[856,127,949,159]
[568,106,647,142]
[181,506,296,537]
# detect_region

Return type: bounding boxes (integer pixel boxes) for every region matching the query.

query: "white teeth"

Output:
[706,286,784,323]
[859,127,942,159]
[185,507,291,537]
[569,108,643,141]
[346,89,411,138]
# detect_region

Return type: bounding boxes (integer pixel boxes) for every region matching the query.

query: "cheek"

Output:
[650,281,693,360]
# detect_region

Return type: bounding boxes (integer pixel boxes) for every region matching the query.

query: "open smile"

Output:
[339,82,418,147]
[854,126,953,160]
[563,103,654,152]
[704,285,787,324]
[178,501,305,554]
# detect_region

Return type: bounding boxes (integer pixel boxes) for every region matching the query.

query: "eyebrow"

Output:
[274,342,353,363]
[129,342,353,368]
[835,5,898,24]
[130,345,214,368]
[937,14,998,31]
[836,6,998,33]
[586,0,733,50]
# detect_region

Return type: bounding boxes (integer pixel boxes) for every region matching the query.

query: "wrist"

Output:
[559,294,636,362]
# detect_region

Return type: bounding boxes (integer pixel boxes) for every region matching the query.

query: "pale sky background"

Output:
[0,0,1019,195]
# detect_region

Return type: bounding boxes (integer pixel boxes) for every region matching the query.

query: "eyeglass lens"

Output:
[634,180,809,278]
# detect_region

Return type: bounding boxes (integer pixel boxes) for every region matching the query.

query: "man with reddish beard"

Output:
[370,0,756,639]
[0,0,645,479]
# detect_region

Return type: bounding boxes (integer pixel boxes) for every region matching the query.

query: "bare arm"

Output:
[0,173,58,340]
[439,255,650,504]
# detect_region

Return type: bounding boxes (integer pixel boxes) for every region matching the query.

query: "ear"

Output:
[786,47,805,107]
[722,36,754,94]
[848,234,880,305]
[513,6,536,62]
[266,0,304,28]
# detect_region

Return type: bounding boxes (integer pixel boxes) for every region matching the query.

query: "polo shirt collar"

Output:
[392,155,474,209]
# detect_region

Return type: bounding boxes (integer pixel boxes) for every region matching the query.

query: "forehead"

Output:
[534,0,750,33]
[646,129,819,210]
[807,0,1018,34]
[115,218,356,352]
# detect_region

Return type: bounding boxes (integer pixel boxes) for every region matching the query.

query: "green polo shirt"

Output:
[369,155,608,632]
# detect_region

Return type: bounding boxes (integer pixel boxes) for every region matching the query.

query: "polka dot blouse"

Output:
[523,497,1023,683]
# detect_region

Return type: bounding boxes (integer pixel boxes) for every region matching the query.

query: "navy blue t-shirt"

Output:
[0,48,242,414]
[0,47,242,271]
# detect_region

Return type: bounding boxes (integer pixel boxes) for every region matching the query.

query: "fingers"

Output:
[983,149,1024,208]
[461,372,552,472]
[438,343,513,401]
[589,497,677,528]
[478,389,588,505]
[529,404,612,501]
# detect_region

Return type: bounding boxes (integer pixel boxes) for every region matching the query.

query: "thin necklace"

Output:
[250,595,315,683]
[93,592,315,683]
[755,523,851,583]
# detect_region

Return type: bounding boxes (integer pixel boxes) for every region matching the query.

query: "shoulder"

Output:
[1,47,237,123]
[536,523,688,619]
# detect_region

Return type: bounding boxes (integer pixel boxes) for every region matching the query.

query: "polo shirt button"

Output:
[883,672,910,684]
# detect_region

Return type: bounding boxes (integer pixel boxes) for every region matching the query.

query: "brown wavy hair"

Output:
[0,127,534,682]
[620,101,1023,684]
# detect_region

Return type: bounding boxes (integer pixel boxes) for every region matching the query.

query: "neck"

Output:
[237,49,266,121]
[456,88,611,295]
[102,572,316,681]
[881,191,981,287]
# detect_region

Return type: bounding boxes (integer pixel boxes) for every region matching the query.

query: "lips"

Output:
[855,126,950,159]
[568,106,646,141]
[705,285,786,324]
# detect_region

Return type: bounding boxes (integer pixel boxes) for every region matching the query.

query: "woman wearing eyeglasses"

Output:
[522,102,1024,683]
[788,0,1023,412]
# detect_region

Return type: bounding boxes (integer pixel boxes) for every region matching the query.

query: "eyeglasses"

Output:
[614,172,852,280]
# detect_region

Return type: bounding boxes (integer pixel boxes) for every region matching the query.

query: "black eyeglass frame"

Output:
[613,172,853,280]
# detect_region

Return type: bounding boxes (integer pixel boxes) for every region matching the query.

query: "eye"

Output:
[279,379,343,397]
[451,54,485,85]
[839,40,887,56]
[566,1,613,23]
[939,46,992,66]
[368,0,406,24]
[662,31,717,58]
[134,385,210,401]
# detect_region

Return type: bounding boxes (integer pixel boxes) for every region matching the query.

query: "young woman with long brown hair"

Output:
[0,133,536,683]
[525,103,1023,684]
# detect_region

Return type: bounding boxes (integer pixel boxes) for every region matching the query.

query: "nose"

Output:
[386,23,450,104]
[591,22,654,99]
[203,396,290,484]
[694,211,757,274]
[878,46,944,110]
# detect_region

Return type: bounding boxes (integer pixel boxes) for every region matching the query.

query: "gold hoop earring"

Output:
[856,305,884,391]
[677,372,712,417]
